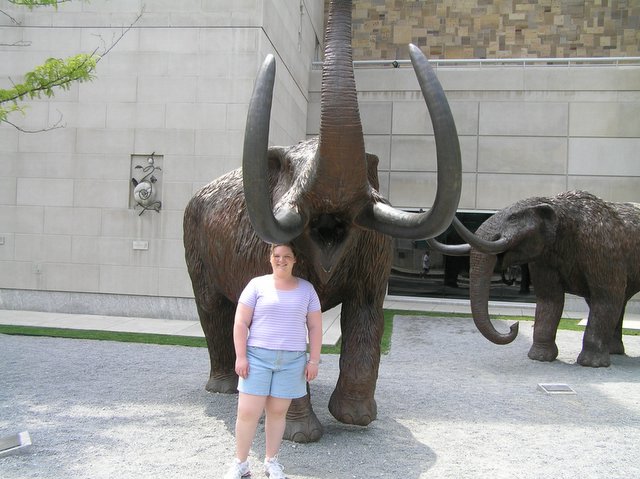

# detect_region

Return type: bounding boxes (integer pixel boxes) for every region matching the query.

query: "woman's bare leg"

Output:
[264,396,292,459]
[235,392,267,461]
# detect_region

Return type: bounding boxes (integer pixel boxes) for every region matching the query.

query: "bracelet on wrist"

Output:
[307,359,320,365]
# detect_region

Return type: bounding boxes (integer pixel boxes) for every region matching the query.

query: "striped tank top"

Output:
[239,274,321,352]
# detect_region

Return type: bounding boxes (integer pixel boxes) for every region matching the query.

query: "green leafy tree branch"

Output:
[0,53,98,125]
[0,0,142,131]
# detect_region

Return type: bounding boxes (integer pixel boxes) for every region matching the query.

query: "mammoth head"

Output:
[242,0,462,282]
[468,200,559,346]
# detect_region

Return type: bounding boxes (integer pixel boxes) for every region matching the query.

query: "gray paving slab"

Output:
[1,314,638,478]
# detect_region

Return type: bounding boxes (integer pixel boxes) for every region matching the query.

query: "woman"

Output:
[224,243,322,479]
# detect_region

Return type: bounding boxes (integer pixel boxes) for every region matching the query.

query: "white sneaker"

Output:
[263,457,287,479]
[224,458,251,479]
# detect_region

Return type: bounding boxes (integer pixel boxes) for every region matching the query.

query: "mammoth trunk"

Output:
[316,0,369,202]
[469,251,519,345]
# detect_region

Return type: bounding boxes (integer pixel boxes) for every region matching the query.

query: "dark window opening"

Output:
[388,211,536,303]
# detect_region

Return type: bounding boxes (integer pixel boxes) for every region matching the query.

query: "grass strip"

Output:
[1,310,637,354]
[0,325,207,348]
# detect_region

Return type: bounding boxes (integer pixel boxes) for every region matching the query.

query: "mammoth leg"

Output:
[197,294,238,393]
[284,383,323,443]
[328,299,383,426]
[528,268,563,362]
[577,294,623,367]
[609,302,626,355]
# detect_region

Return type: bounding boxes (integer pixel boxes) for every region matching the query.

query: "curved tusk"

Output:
[242,54,304,243]
[451,217,509,254]
[426,238,471,256]
[356,43,461,239]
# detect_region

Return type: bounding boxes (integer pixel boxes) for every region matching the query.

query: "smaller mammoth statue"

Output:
[431,190,640,367]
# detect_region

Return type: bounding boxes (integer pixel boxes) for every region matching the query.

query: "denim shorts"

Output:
[238,346,307,399]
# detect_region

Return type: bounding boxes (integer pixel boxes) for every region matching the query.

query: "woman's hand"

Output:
[235,356,249,379]
[305,361,319,381]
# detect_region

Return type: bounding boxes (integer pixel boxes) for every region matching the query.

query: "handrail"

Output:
[311,56,640,70]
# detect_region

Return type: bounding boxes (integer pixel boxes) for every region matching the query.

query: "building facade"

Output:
[1,0,639,317]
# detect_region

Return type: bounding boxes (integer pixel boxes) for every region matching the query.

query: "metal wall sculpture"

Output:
[130,152,162,215]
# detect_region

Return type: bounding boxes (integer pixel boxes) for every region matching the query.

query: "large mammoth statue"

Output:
[183,0,462,443]
[431,190,640,368]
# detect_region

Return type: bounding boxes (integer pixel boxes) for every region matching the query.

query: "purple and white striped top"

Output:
[239,275,322,352]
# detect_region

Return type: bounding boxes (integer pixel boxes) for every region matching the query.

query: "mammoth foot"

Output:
[609,338,625,355]
[577,349,611,368]
[205,373,238,394]
[284,393,323,443]
[283,410,323,443]
[328,389,377,426]
[528,342,559,362]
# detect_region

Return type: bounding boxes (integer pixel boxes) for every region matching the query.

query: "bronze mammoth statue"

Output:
[183,0,462,443]
[431,190,640,368]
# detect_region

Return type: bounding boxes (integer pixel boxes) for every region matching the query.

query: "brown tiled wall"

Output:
[325,0,640,60]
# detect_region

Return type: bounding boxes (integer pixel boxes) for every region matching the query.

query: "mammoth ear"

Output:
[365,153,380,190]
[532,203,556,221]
[267,146,287,174]
[530,203,558,240]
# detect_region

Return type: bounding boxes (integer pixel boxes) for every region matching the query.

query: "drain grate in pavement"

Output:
[537,383,576,395]
[0,431,31,456]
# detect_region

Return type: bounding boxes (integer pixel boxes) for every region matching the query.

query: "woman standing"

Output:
[224,243,322,479]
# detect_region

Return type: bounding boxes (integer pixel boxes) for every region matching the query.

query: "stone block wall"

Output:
[325,0,640,60]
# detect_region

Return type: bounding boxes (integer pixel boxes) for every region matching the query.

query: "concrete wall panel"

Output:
[523,66,640,91]
[364,135,391,171]
[17,178,74,207]
[0,262,38,289]
[388,171,436,208]
[0,129,18,153]
[107,103,166,130]
[99,265,158,295]
[45,263,100,292]
[459,173,478,210]
[476,174,567,210]
[0,177,16,205]
[134,129,195,156]
[100,209,162,239]
[479,136,568,174]
[570,102,640,137]
[568,176,640,203]
[43,207,102,236]
[159,267,193,297]
[479,102,568,136]
[18,128,76,154]
[74,180,130,209]
[391,135,434,171]
[13,153,74,179]
[0,206,44,234]
[437,67,525,91]
[76,129,134,155]
[0,234,14,261]
[568,138,640,176]
[14,234,71,263]
[51,102,107,129]
[360,102,392,135]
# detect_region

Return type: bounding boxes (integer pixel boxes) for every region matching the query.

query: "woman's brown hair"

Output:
[269,243,296,258]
